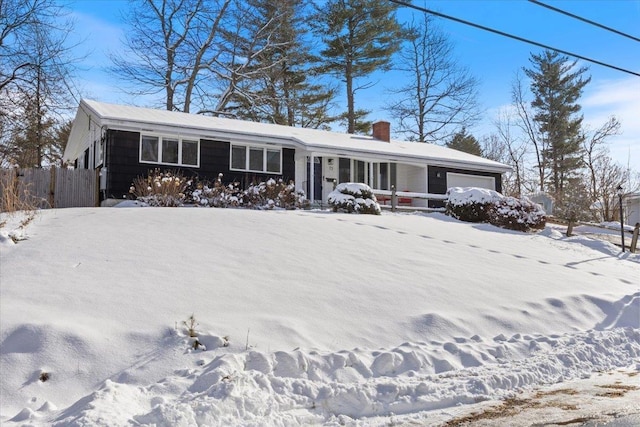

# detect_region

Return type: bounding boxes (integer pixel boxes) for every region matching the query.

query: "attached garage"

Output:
[446,172,496,191]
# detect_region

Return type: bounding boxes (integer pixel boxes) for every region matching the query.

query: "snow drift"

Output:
[0,207,638,426]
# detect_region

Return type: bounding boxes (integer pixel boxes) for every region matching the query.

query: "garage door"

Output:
[446,172,495,191]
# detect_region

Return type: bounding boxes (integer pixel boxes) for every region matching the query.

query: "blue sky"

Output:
[66,0,640,174]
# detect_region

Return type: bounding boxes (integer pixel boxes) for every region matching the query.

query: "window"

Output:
[141,136,159,163]
[162,138,179,164]
[354,160,366,183]
[230,145,282,174]
[182,140,198,165]
[266,149,280,173]
[249,148,264,171]
[339,158,350,182]
[140,135,199,166]
[338,159,396,190]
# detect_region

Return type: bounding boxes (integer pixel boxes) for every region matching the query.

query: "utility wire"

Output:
[528,0,640,43]
[388,0,640,77]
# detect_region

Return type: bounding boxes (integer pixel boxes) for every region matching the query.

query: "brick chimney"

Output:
[372,121,390,142]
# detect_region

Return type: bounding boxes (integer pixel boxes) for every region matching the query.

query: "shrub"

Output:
[189,174,242,208]
[129,169,188,207]
[445,187,502,223]
[183,314,198,337]
[0,166,42,213]
[327,182,381,215]
[489,196,546,231]
[244,178,309,210]
[445,187,546,232]
[189,175,308,210]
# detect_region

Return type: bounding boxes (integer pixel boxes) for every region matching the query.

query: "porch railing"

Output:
[373,186,448,213]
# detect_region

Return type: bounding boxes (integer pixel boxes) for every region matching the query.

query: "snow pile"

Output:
[0,207,638,426]
[446,186,503,206]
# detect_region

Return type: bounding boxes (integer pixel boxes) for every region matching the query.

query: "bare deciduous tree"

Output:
[0,0,46,91]
[487,107,529,197]
[582,117,621,199]
[385,15,479,143]
[201,0,295,116]
[579,116,627,221]
[1,0,81,167]
[111,0,231,113]
[512,72,547,192]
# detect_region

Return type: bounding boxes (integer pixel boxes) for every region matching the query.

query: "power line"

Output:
[388,0,640,77]
[528,0,640,43]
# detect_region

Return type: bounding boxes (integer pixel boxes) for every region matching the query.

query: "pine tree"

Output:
[524,50,590,197]
[6,96,58,167]
[229,0,336,128]
[312,0,405,134]
[446,128,483,156]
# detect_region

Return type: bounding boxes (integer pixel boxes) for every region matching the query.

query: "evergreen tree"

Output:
[446,128,483,156]
[5,96,59,167]
[229,0,336,128]
[312,0,405,134]
[524,50,590,197]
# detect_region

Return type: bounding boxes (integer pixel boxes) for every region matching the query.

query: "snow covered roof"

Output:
[64,99,510,173]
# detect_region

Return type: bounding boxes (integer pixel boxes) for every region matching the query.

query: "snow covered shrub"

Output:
[189,174,242,208]
[446,187,546,232]
[244,178,309,210]
[445,187,502,223]
[129,169,187,207]
[327,183,381,215]
[188,175,308,209]
[489,196,546,232]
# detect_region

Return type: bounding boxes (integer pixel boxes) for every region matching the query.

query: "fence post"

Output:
[391,185,397,212]
[49,168,56,208]
[631,223,639,254]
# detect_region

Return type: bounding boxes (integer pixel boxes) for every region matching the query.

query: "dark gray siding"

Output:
[104,130,296,199]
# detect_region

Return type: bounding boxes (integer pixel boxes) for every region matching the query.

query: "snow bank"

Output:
[1,208,638,426]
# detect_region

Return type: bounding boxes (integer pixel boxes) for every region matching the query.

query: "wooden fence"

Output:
[0,168,98,210]
[564,219,640,253]
[373,186,448,213]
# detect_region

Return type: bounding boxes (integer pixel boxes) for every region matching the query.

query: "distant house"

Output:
[626,193,640,226]
[529,193,554,216]
[63,99,510,206]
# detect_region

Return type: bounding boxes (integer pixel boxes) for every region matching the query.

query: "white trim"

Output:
[229,143,282,174]
[139,133,200,167]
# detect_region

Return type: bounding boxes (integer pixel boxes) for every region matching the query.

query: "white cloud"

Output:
[582,77,640,172]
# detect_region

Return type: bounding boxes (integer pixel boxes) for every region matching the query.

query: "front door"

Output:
[306,157,321,201]
[322,157,339,201]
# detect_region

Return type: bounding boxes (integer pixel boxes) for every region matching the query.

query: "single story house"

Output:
[63,99,510,207]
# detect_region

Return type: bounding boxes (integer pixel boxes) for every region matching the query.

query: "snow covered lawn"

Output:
[1,207,638,426]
